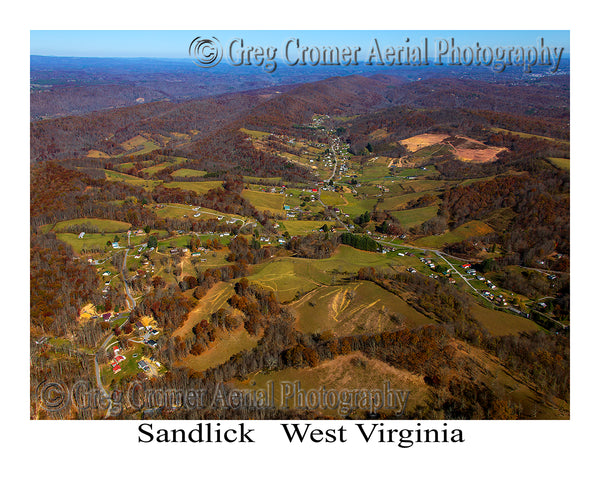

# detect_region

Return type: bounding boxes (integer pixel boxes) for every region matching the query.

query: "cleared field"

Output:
[471,303,540,336]
[314,245,400,273]
[339,194,377,217]
[378,191,430,211]
[172,168,208,178]
[401,179,447,192]
[177,326,259,372]
[118,135,161,156]
[104,170,163,189]
[292,281,432,335]
[42,218,131,234]
[547,157,570,171]
[246,260,325,302]
[247,247,400,301]
[120,135,148,150]
[320,190,347,206]
[280,220,336,236]
[86,149,110,158]
[241,189,284,213]
[453,144,505,163]
[234,352,430,417]
[360,164,390,181]
[240,128,271,139]
[151,204,195,219]
[400,133,449,152]
[57,232,120,253]
[174,282,234,338]
[58,229,166,253]
[162,181,223,195]
[390,205,439,228]
[140,163,170,176]
[415,220,495,248]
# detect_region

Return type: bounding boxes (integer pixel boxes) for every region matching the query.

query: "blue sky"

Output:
[31,30,569,58]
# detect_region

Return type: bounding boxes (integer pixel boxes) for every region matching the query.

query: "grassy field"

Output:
[104,170,163,189]
[245,259,325,302]
[177,326,259,372]
[339,194,377,217]
[42,218,131,234]
[390,205,439,228]
[280,220,336,236]
[140,159,185,176]
[291,281,432,335]
[240,128,271,139]
[151,204,195,219]
[414,220,495,248]
[360,163,390,181]
[172,168,208,178]
[162,181,223,195]
[57,229,165,253]
[241,189,285,213]
[471,303,540,336]
[320,190,347,206]
[245,245,403,304]
[57,233,121,253]
[547,157,570,171]
[86,149,110,158]
[377,191,429,211]
[118,135,161,156]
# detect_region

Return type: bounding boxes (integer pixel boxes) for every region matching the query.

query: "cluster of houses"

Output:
[111,345,126,374]
[420,257,438,270]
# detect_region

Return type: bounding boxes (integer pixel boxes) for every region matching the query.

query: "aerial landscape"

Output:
[30,31,570,420]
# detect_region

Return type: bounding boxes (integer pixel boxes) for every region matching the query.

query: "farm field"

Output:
[172,168,208,178]
[470,303,540,336]
[390,205,439,228]
[41,218,131,234]
[280,220,336,236]
[104,169,162,189]
[291,280,432,335]
[547,157,570,170]
[241,189,285,213]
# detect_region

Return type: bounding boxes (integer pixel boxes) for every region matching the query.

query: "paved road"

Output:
[92,248,137,418]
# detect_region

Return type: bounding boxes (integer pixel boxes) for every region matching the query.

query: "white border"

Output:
[3,1,597,478]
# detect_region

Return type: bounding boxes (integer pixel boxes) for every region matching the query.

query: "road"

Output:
[92,247,136,418]
[318,136,349,231]
[121,248,136,309]
[325,138,339,183]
